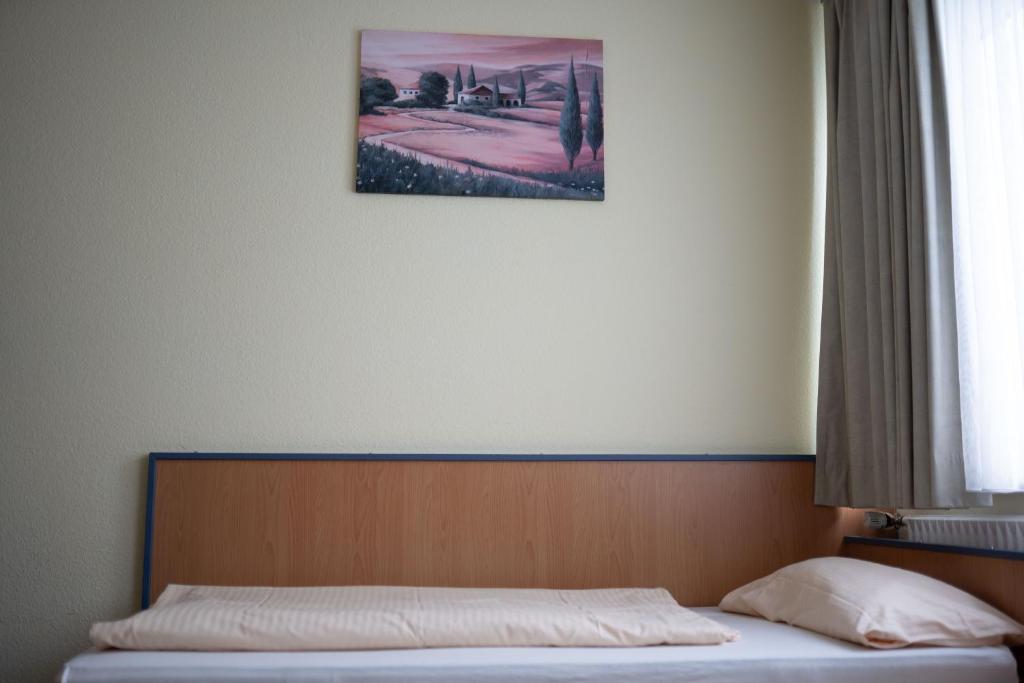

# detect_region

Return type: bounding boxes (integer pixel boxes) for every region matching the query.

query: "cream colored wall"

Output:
[0,1,825,680]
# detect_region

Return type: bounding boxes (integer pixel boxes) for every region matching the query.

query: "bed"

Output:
[61,454,1022,683]
[61,608,1017,683]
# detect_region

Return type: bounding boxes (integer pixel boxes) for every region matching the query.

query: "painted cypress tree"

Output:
[467,65,477,88]
[559,56,582,170]
[586,73,603,160]
[493,76,500,106]
[453,66,463,103]
[517,69,526,106]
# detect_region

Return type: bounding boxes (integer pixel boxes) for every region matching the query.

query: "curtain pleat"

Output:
[815,0,990,508]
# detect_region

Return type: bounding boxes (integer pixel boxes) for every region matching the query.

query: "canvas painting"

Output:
[357,30,604,201]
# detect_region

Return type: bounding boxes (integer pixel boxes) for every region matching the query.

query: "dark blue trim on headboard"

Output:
[844,535,1024,561]
[147,452,815,462]
[141,453,158,610]
[140,451,815,608]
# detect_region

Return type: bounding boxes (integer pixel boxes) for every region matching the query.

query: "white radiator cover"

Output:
[900,516,1024,552]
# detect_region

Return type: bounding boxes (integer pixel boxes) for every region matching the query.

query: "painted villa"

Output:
[396,85,420,100]
[456,84,522,107]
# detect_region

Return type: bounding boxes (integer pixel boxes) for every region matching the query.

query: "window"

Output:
[937,0,1024,492]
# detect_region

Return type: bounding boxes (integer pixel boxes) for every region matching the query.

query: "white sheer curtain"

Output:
[936,0,1024,493]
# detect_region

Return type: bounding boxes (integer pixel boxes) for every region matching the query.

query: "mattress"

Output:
[60,608,1017,683]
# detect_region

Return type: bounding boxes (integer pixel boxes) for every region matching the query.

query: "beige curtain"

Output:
[815,0,990,509]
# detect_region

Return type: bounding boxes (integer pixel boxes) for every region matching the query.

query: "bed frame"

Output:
[142,453,863,608]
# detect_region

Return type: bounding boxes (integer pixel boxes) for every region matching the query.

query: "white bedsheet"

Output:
[61,608,1017,683]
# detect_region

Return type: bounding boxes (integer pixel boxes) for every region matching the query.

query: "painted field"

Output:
[357,111,460,137]
[391,110,603,174]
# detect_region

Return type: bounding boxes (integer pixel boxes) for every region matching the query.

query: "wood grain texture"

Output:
[150,460,861,606]
[843,541,1024,623]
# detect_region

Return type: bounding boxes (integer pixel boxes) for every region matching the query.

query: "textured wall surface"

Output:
[0,1,824,680]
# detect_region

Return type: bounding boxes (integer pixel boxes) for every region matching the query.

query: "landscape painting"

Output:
[357,30,604,201]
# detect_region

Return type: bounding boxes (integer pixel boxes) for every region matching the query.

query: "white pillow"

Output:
[719,556,1024,648]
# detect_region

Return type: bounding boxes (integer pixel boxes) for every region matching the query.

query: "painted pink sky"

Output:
[361,29,603,71]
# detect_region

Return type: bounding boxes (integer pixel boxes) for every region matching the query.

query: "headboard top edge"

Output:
[148,452,816,462]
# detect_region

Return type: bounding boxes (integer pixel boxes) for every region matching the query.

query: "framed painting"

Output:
[357,29,604,201]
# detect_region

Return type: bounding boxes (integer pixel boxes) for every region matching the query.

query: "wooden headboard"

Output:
[142,454,861,608]
[844,536,1024,624]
